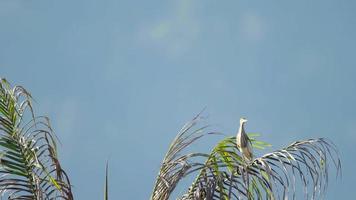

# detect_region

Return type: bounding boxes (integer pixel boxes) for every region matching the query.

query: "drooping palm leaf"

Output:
[0,79,73,199]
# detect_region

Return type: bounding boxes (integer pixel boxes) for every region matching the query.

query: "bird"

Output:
[236,118,253,161]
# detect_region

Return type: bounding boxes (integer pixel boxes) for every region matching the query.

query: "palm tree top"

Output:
[151,114,341,200]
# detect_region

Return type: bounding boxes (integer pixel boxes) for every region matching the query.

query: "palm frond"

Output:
[150,114,215,200]
[0,79,73,199]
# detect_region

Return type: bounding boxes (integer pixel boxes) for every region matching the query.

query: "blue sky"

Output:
[1,0,355,199]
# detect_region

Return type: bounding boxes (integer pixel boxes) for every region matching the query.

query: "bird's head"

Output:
[240,117,248,124]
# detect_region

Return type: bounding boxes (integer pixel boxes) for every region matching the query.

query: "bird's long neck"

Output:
[238,122,245,136]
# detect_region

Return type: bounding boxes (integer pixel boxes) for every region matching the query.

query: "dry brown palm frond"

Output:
[150,113,217,200]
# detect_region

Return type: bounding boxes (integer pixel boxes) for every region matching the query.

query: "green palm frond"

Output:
[0,79,73,199]
[181,137,341,200]
[151,114,341,200]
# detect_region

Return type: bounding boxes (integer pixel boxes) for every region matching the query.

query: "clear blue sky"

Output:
[1,0,355,199]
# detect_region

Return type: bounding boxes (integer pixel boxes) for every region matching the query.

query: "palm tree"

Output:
[150,113,341,200]
[0,79,73,199]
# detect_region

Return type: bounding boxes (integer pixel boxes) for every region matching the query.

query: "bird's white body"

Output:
[236,118,253,160]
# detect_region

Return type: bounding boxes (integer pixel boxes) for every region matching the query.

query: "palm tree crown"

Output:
[151,113,341,200]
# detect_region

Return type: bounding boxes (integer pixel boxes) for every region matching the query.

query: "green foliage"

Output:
[0,79,73,199]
